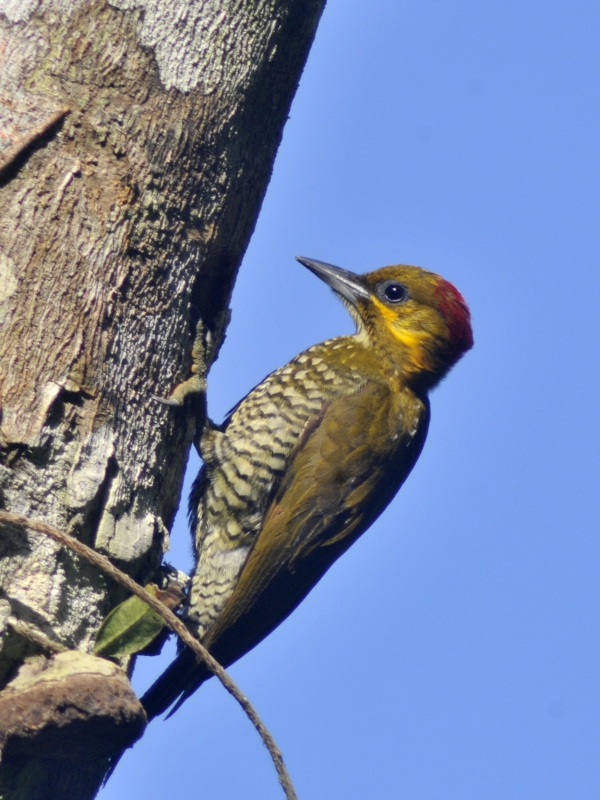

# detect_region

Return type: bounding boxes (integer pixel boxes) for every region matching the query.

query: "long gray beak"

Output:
[296,256,370,306]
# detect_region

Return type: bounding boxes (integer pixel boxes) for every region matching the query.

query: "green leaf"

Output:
[93,584,167,658]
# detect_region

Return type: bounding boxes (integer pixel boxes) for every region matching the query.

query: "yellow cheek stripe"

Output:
[371,297,431,370]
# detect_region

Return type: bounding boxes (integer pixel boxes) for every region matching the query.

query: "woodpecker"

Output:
[142,257,473,719]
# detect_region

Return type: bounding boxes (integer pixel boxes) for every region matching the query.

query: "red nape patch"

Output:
[433,278,474,358]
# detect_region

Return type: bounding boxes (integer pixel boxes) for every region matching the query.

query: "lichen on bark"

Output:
[0,0,326,797]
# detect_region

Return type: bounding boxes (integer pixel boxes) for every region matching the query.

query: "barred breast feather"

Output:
[186,337,366,639]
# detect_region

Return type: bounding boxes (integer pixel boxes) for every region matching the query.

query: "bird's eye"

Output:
[378,281,407,304]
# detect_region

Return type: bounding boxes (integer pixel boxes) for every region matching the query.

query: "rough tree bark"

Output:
[0,0,325,797]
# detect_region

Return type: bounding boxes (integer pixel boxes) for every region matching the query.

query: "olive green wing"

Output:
[203,381,429,665]
[141,381,429,720]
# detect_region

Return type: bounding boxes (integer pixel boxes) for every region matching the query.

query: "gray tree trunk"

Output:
[0,0,325,797]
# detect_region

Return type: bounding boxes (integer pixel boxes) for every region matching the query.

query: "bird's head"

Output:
[297,256,473,390]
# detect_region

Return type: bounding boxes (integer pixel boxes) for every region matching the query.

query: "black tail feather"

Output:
[141,647,210,721]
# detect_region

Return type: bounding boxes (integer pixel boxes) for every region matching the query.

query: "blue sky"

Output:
[102,1,600,798]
